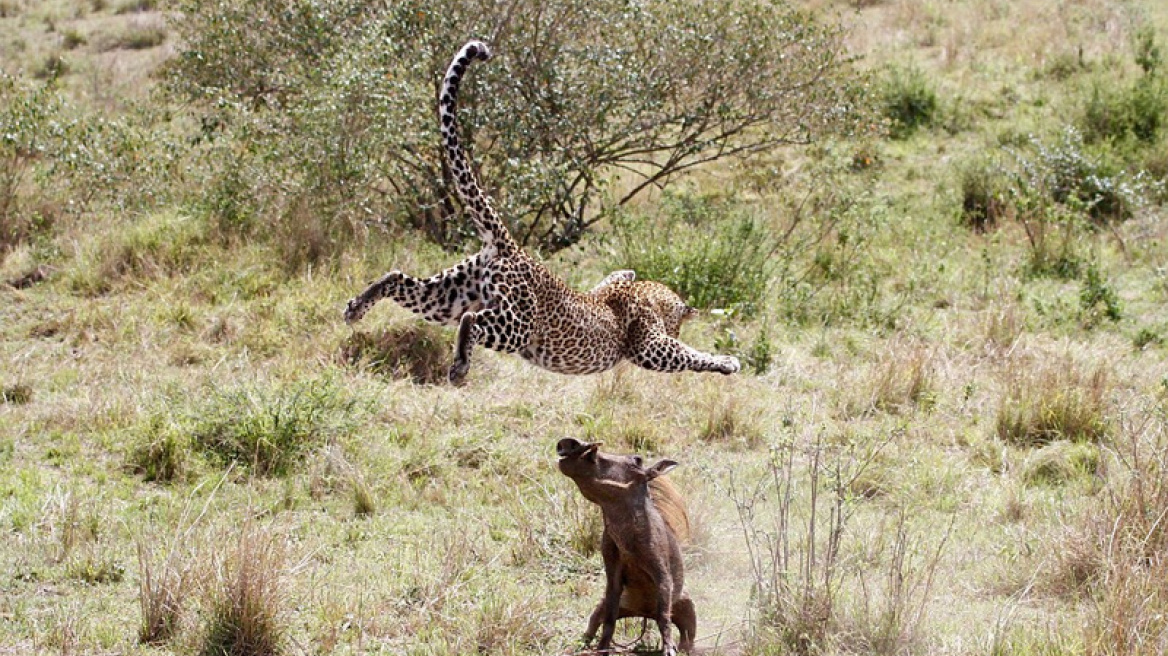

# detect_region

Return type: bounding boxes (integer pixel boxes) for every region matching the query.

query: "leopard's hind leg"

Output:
[343,254,487,326]
[448,273,536,384]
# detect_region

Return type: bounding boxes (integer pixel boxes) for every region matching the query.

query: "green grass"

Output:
[1,0,1167,654]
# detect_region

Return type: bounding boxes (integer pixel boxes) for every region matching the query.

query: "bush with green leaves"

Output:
[1,74,182,252]
[0,74,68,249]
[1079,25,1166,147]
[133,379,359,478]
[1079,262,1121,325]
[1081,74,1168,146]
[611,193,774,317]
[167,0,867,257]
[1005,129,1156,274]
[957,156,1012,232]
[879,65,937,138]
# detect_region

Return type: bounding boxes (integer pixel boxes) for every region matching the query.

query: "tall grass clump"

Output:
[2,382,33,405]
[338,324,452,385]
[70,210,208,295]
[129,416,194,483]
[995,358,1109,447]
[957,156,1012,232]
[136,379,358,477]
[137,536,192,644]
[699,395,764,449]
[613,193,774,317]
[1069,404,1168,653]
[1021,441,1101,488]
[201,524,286,656]
[879,65,937,138]
[99,25,168,51]
[847,341,937,416]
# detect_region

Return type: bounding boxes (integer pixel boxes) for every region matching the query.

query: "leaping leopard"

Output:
[344,40,740,384]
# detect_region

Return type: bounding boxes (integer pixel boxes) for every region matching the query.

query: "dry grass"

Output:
[200,524,287,656]
[1082,406,1168,654]
[996,357,1111,447]
[338,324,452,385]
[137,536,190,644]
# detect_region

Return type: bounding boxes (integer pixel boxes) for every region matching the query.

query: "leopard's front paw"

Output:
[343,298,368,325]
[716,355,741,375]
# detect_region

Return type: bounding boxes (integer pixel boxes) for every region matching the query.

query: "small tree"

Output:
[168,0,867,255]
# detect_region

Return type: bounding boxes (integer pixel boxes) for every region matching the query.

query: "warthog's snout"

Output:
[556,438,600,459]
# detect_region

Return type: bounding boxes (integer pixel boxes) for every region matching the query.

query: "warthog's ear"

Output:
[646,459,679,480]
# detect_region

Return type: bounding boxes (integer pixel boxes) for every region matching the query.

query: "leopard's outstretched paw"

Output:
[343,298,367,325]
[716,355,741,375]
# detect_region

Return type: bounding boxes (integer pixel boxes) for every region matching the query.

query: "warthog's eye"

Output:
[631,455,644,468]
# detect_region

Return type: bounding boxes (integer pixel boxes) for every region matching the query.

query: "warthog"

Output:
[556,437,696,655]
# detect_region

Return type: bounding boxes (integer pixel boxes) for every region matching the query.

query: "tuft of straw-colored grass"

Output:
[996,357,1110,447]
[199,523,287,656]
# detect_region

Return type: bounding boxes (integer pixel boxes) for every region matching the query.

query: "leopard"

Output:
[343,39,741,385]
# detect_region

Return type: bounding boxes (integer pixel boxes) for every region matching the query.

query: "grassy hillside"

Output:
[2,0,1168,654]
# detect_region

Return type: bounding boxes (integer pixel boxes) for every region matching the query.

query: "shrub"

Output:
[745,331,774,376]
[612,193,774,317]
[1081,75,1168,146]
[338,324,452,385]
[1005,128,1155,279]
[1,74,169,252]
[167,0,867,255]
[1133,24,1162,76]
[1079,262,1121,325]
[736,439,947,656]
[957,156,1012,232]
[1022,128,1149,222]
[1,383,32,405]
[880,65,938,138]
[1,75,64,249]
[136,379,358,477]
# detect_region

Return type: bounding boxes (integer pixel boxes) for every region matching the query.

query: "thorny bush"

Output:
[168,0,868,256]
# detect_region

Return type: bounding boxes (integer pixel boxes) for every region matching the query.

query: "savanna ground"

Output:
[2,0,1168,654]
